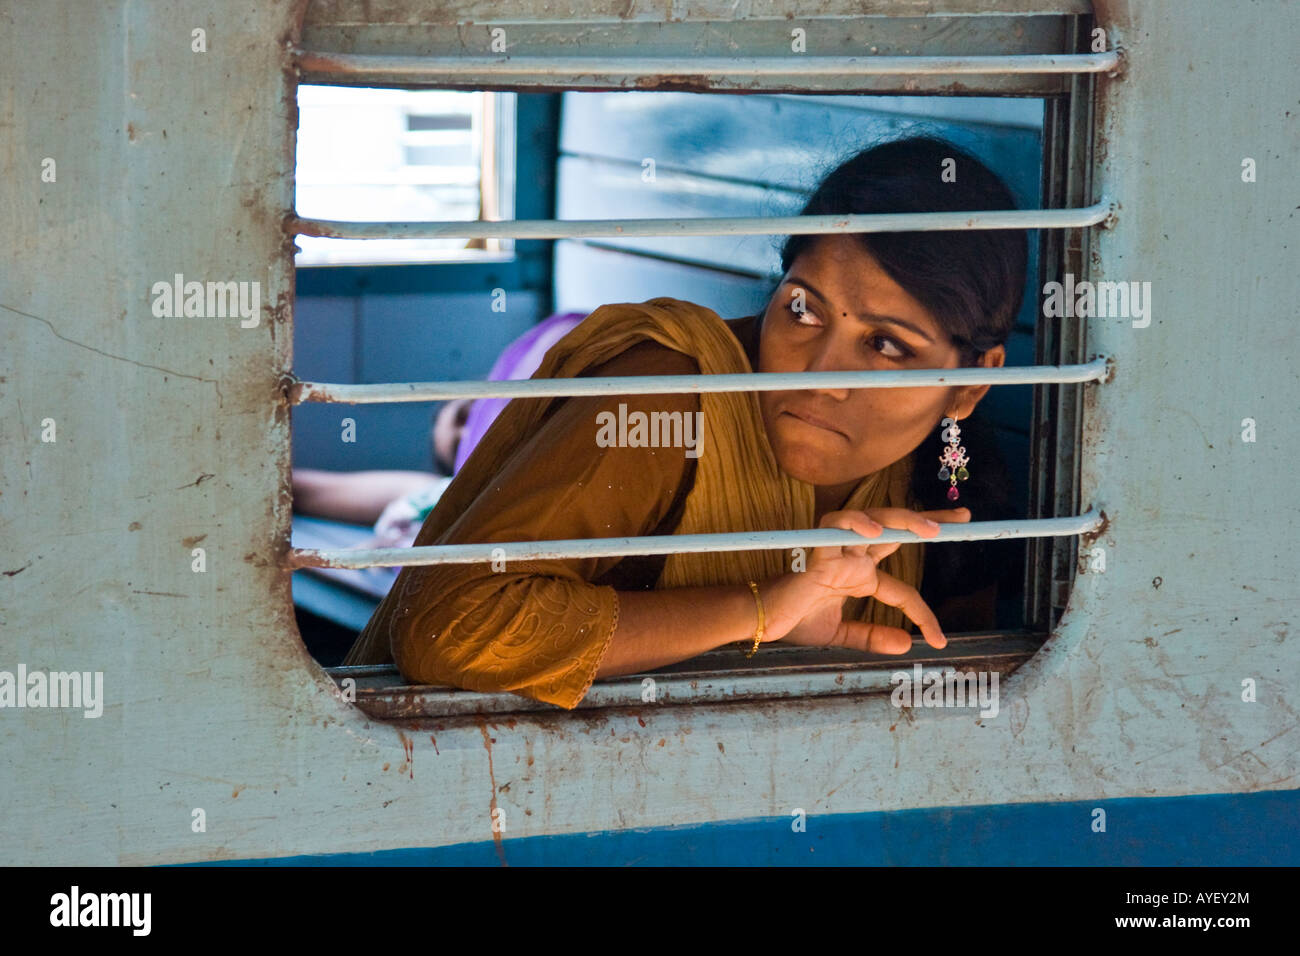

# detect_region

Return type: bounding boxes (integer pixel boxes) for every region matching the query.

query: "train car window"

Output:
[283,1,1114,717]
[295,87,516,267]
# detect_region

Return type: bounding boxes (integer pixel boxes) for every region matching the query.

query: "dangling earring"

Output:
[937,415,969,501]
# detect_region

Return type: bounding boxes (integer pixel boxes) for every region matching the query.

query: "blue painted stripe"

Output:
[197,788,1300,866]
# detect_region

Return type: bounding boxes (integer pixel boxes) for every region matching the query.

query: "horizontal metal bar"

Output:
[289,197,1114,241]
[298,7,1096,96]
[301,0,1094,27]
[294,50,1119,81]
[289,356,1111,405]
[288,508,1102,570]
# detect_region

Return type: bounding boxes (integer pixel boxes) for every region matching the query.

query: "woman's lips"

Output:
[781,407,846,438]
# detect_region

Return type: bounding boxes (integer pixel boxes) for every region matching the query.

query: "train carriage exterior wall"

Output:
[1,0,1296,865]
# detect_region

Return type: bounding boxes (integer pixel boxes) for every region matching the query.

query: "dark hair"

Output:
[777,135,1028,366]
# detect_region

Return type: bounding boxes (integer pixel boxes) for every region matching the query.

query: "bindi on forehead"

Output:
[798,240,917,310]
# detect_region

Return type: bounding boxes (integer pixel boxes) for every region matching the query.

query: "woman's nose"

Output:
[802,337,850,401]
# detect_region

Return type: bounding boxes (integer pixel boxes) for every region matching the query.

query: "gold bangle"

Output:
[738,579,764,659]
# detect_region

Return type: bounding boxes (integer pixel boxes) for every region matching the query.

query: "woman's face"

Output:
[432,398,473,473]
[757,235,1004,495]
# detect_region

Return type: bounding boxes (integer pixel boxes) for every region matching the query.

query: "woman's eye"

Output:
[868,335,911,360]
[785,304,820,326]
[785,305,911,359]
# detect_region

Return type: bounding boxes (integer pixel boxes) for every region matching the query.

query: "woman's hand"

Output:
[769,507,971,654]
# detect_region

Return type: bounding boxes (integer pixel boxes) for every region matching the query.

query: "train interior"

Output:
[289,89,1046,667]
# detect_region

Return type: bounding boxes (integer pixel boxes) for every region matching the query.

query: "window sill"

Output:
[325,630,1042,719]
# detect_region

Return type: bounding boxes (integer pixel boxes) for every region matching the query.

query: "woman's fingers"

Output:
[817,510,882,535]
[862,506,970,539]
[817,509,882,559]
[917,507,972,524]
[810,572,947,652]
[817,506,967,563]
[816,510,907,564]
[869,570,947,649]
[819,506,971,549]
[834,620,914,655]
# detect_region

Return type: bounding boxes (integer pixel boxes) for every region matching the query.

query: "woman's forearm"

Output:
[292,468,437,525]
[594,576,810,678]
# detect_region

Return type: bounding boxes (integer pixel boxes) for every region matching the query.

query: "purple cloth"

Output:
[452,311,588,473]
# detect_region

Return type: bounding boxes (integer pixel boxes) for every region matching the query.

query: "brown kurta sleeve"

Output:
[381,341,702,709]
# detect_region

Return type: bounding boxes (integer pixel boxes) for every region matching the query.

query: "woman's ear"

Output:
[949,345,1006,420]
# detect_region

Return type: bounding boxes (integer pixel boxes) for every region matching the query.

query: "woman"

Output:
[343,135,1027,709]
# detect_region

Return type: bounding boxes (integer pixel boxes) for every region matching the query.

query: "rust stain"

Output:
[1080,509,1110,548]
[477,718,508,867]
[283,376,307,406]
[279,0,311,181]
[633,75,722,92]
[429,734,439,755]
[399,731,414,779]
[270,291,293,351]
[232,786,244,798]
[181,533,206,548]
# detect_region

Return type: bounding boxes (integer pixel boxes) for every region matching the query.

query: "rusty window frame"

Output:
[281,2,1112,719]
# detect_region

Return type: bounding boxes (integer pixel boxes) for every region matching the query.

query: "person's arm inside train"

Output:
[291,398,473,526]
[292,469,439,526]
